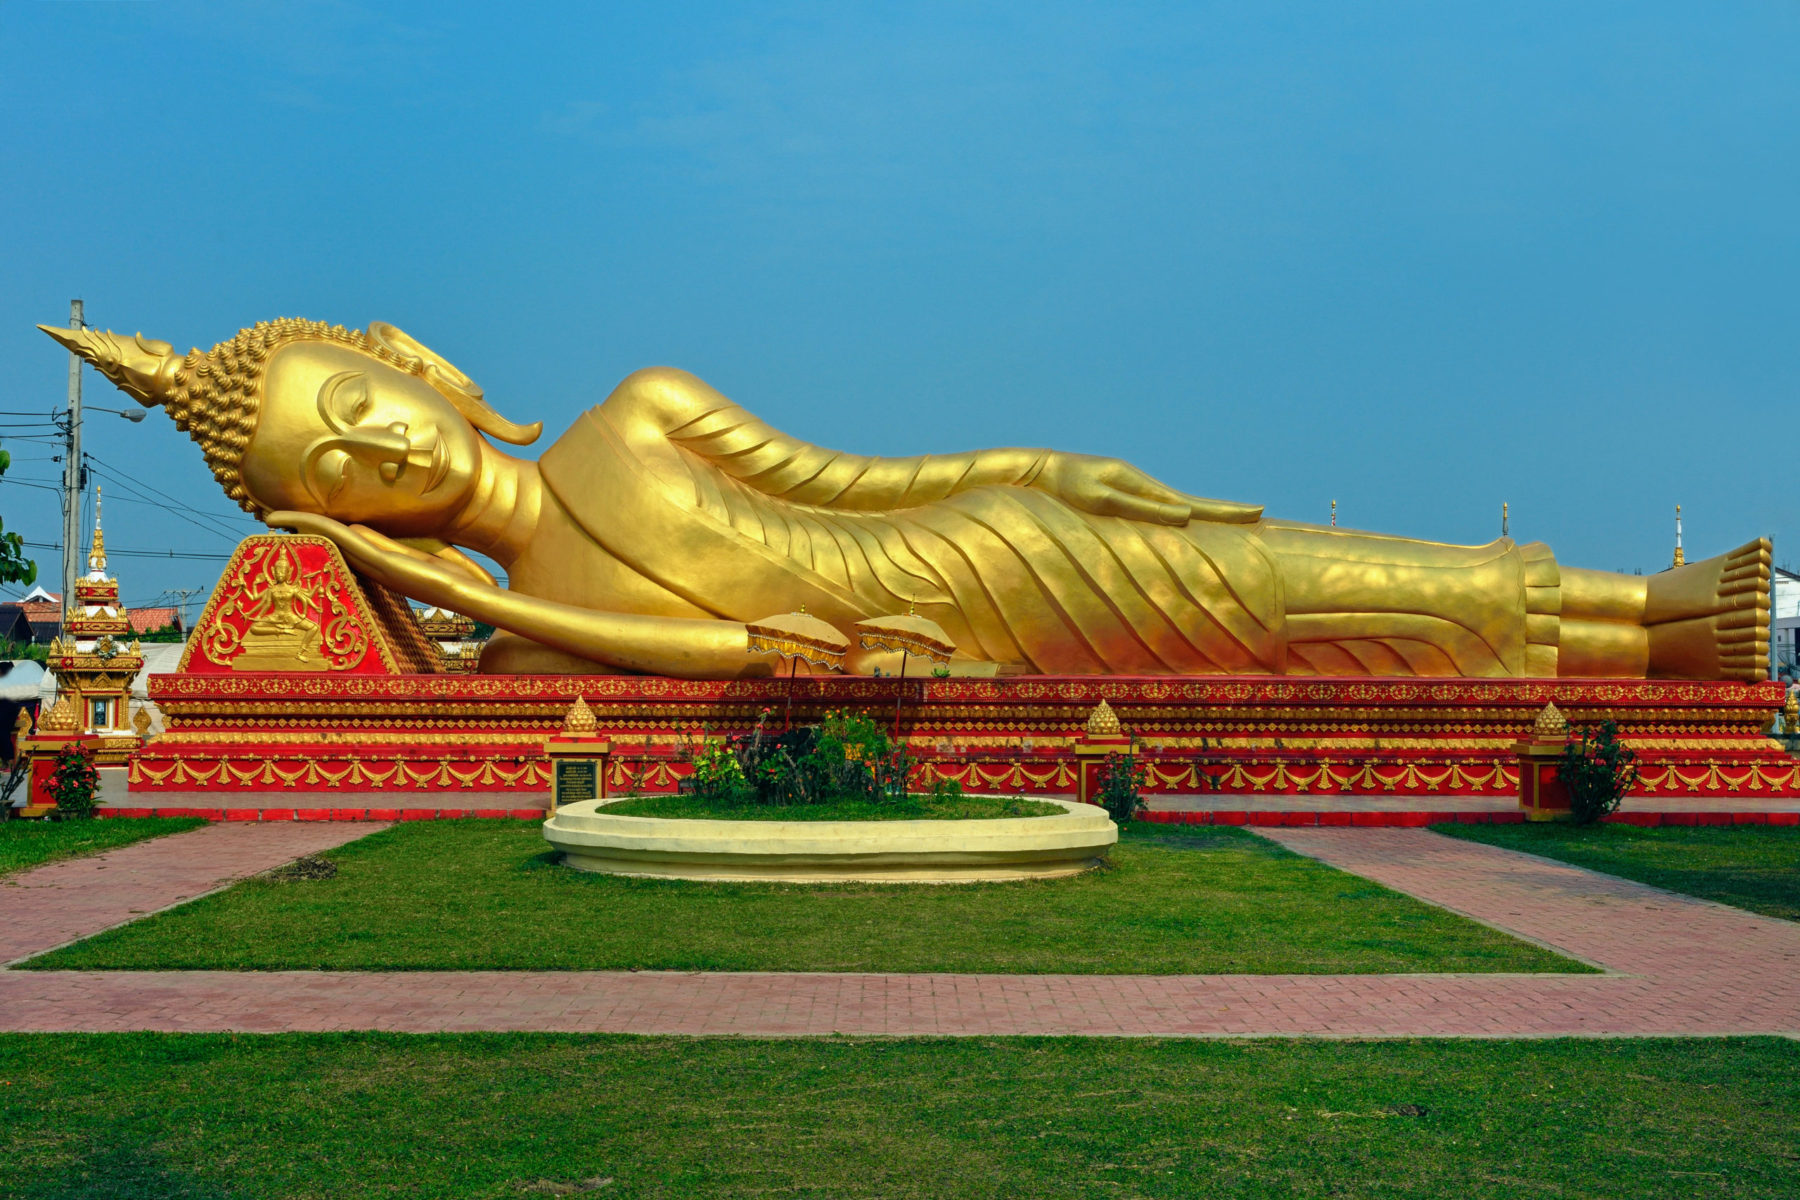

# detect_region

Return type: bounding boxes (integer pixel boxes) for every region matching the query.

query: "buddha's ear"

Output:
[367,321,543,446]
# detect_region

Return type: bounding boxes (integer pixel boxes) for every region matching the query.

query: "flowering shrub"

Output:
[1557,720,1640,826]
[683,709,917,806]
[1095,748,1147,824]
[49,742,100,820]
[688,739,751,804]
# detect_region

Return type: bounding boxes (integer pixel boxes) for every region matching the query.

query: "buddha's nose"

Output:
[349,425,412,482]
[356,424,411,457]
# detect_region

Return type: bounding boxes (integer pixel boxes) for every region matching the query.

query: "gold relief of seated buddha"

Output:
[41,319,1771,682]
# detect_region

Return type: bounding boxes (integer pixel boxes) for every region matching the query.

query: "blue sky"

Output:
[3,1,1797,607]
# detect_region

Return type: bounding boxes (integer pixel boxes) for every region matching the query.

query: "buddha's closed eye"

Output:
[322,371,374,429]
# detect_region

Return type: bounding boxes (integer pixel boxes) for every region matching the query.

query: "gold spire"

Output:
[88,487,107,574]
[1672,504,1685,568]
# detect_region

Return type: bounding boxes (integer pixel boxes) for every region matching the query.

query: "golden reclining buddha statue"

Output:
[42,319,1770,682]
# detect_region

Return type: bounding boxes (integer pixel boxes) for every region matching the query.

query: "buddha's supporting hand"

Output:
[264,511,764,679]
[1032,452,1264,526]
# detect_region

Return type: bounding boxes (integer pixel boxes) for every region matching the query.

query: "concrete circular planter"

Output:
[542,796,1118,883]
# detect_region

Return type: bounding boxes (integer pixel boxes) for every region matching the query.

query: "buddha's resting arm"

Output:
[603,367,1263,525]
[267,512,759,678]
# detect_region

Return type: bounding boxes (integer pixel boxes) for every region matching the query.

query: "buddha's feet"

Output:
[1644,538,1771,681]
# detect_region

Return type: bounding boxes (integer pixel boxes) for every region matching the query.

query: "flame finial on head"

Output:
[37,326,180,406]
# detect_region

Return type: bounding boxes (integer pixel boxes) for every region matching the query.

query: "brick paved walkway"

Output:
[1,828,1795,1036]
[0,822,385,966]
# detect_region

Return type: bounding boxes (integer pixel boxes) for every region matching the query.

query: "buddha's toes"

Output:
[1644,538,1771,681]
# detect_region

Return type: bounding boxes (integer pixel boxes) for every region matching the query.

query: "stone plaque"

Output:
[555,758,599,806]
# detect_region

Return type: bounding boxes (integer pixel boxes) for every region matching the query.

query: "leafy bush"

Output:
[48,742,100,820]
[1095,749,1147,824]
[0,641,49,665]
[1557,719,1640,826]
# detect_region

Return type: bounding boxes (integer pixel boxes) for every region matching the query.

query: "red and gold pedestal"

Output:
[128,671,1800,803]
[119,533,1800,807]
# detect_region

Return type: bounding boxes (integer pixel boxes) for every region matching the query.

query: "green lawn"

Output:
[604,793,1062,820]
[27,822,1580,974]
[0,816,204,878]
[1438,823,1800,921]
[2,1033,1795,1199]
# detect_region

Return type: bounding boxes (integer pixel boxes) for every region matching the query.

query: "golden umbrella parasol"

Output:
[746,607,848,729]
[855,609,956,740]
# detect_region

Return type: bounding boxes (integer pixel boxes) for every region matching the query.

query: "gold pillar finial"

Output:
[1330,499,1336,528]
[1532,701,1569,738]
[1084,698,1122,737]
[560,695,599,737]
[1672,503,1685,568]
[1502,502,1508,538]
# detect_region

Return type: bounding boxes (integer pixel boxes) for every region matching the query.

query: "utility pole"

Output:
[60,299,84,629]
[167,587,205,632]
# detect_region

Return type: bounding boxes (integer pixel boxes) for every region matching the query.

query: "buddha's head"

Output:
[38,319,541,533]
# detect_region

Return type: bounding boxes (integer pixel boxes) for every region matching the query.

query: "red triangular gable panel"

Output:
[179,535,443,675]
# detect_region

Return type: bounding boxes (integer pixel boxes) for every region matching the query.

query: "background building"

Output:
[1772,566,1800,682]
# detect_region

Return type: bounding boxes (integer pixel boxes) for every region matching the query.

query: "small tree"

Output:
[48,742,100,820]
[0,444,37,590]
[1095,747,1148,825]
[1557,719,1639,826]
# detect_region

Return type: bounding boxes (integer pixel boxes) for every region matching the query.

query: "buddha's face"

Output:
[241,342,484,532]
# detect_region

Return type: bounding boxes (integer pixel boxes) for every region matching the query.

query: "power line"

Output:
[23,540,231,562]
[84,451,261,525]
[83,458,256,545]
[80,481,246,543]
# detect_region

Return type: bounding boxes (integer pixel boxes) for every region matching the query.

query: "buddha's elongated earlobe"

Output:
[367,322,542,445]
